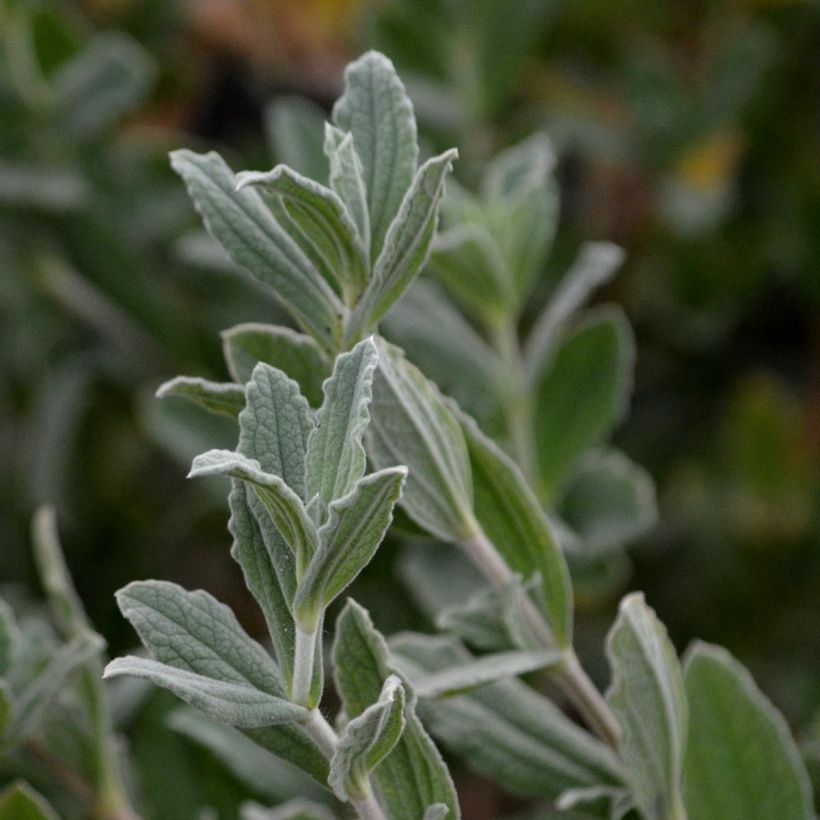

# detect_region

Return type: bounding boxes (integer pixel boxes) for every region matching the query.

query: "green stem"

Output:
[291,624,318,707]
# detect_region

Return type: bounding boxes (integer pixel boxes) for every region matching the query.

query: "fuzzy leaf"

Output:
[683,642,813,820]
[222,323,329,406]
[606,593,687,820]
[170,150,343,348]
[0,781,59,820]
[295,467,406,629]
[390,633,622,802]
[325,124,370,249]
[367,340,474,541]
[157,376,246,418]
[535,308,635,498]
[237,165,369,298]
[333,51,418,259]
[305,338,379,507]
[333,601,460,819]
[458,410,573,646]
[190,450,317,571]
[329,675,407,801]
[239,363,313,498]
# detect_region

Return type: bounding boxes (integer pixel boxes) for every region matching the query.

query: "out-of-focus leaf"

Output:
[0,781,59,820]
[241,799,336,820]
[0,601,20,677]
[266,97,329,183]
[157,376,246,418]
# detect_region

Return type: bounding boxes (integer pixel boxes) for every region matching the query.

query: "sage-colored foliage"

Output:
[36,46,810,820]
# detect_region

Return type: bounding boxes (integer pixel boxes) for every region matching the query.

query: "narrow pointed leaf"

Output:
[305,338,379,506]
[104,656,307,728]
[350,149,458,335]
[222,323,329,406]
[190,450,317,570]
[325,124,370,249]
[457,410,573,646]
[237,166,369,297]
[157,376,246,418]
[329,675,407,801]
[606,593,687,820]
[683,642,813,820]
[390,633,623,802]
[333,601,460,819]
[239,362,313,498]
[0,781,59,820]
[295,467,406,629]
[367,340,474,541]
[333,51,418,259]
[170,150,344,348]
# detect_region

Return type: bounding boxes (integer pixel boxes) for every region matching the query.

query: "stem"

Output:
[303,711,387,820]
[460,526,621,748]
[291,624,318,707]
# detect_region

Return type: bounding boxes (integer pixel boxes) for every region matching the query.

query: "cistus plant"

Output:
[104,52,814,820]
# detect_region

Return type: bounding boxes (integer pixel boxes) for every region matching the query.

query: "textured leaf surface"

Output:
[606,593,687,820]
[170,150,343,348]
[535,308,635,498]
[458,410,573,646]
[305,338,379,507]
[329,675,406,801]
[325,125,370,250]
[390,633,622,801]
[222,323,329,406]
[367,340,474,541]
[683,642,813,820]
[156,376,246,418]
[333,601,460,819]
[333,51,418,259]
[295,467,406,629]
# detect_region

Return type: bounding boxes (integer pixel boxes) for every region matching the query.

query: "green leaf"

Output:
[605,592,687,820]
[295,467,407,630]
[237,165,369,299]
[0,781,59,820]
[329,675,407,801]
[244,724,330,787]
[390,633,622,802]
[423,807,448,820]
[333,600,460,819]
[156,376,246,418]
[190,450,317,572]
[241,799,336,820]
[683,642,813,820]
[222,323,329,406]
[367,340,474,541]
[349,148,458,335]
[305,338,379,507]
[104,656,307,728]
[265,96,329,182]
[325,124,370,250]
[239,363,313,499]
[332,51,418,260]
[228,483,296,688]
[457,410,573,646]
[170,150,344,349]
[557,449,657,556]
[534,308,635,498]
[0,600,20,677]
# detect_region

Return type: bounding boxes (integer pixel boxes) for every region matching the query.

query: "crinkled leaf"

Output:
[190,450,317,571]
[170,150,343,349]
[295,467,406,630]
[104,656,306,728]
[325,124,370,250]
[329,675,406,801]
[239,363,313,498]
[390,633,622,802]
[305,338,379,507]
[237,166,368,298]
[157,376,246,418]
[457,410,573,646]
[683,642,813,820]
[333,51,418,260]
[265,96,329,182]
[333,601,460,819]
[0,781,59,820]
[349,149,458,336]
[222,323,329,406]
[606,593,687,820]
[367,340,474,541]
[535,308,635,499]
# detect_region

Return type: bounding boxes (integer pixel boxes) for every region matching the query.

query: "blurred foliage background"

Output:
[1,0,818,816]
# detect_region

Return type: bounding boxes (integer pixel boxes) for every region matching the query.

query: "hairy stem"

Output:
[291,624,318,707]
[461,527,621,748]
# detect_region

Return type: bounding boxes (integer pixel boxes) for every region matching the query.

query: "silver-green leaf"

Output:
[157,376,246,418]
